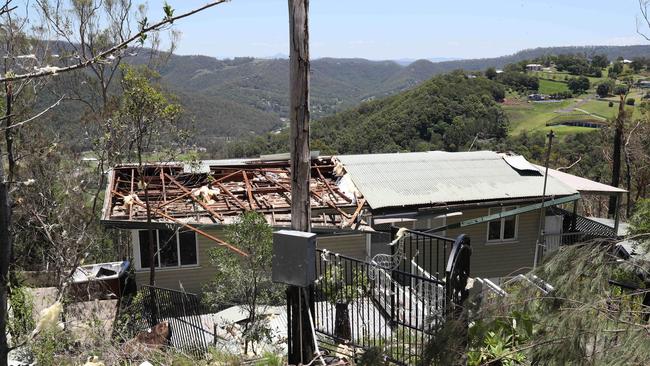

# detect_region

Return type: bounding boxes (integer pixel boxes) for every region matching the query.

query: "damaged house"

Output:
[101,151,624,291]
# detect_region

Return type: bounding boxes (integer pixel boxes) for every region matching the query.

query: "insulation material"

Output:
[192,185,220,205]
[337,174,361,203]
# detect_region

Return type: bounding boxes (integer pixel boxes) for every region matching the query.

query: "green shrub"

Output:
[255,352,285,366]
[357,347,388,365]
[626,97,635,106]
[8,285,35,342]
[30,327,75,366]
[629,199,650,250]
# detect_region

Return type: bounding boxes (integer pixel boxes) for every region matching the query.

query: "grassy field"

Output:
[505,100,573,134]
[580,100,638,119]
[503,98,625,137]
[530,70,606,87]
[503,67,648,139]
[546,125,596,137]
[538,79,569,94]
[579,100,618,119]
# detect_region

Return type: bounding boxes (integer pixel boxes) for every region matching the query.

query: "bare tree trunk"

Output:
[0,155,10,366]
[0,87,12,366]
[608,94,625,217]
[288,1,314,364]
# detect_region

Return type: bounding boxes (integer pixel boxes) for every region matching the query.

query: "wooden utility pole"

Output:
[289,0,311,233]
[287,0,315,364]
[533,130,554,268]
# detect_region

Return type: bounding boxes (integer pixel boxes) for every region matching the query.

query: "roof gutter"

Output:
[368,194,577,217]
[424,193,581,233]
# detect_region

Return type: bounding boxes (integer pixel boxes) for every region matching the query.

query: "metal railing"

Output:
[544,207,618,253]
[314,250,445,365]
[132,285,210,357]
[311,230,470,365]
[395,228,454,283]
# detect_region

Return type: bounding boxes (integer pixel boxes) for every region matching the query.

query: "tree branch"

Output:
[0,0,230,83]
[0,95,65,131]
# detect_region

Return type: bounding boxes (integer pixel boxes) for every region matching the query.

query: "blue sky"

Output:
[147,0,648,60]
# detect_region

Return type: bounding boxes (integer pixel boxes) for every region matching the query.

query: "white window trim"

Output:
[486,206,519,244]
[132,229,200,271]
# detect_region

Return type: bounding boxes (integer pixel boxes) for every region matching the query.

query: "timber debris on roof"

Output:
[103,157,368,230]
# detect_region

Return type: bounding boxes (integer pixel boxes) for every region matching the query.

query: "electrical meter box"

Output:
[272,230,316,287]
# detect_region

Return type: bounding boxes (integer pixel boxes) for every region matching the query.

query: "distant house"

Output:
[637,80,650,89]
[526,63,543,71]
[101,151,624,291]
[623,59,633,64]
[528,93,547,101]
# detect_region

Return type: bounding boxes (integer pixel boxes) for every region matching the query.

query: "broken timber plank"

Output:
[265,173,351,219]
[111,189,248,257]
[214,182,249,211]
[242,171,255,210]
[316,167,352,203]
[344,198,366,228]
[164,173,224,223]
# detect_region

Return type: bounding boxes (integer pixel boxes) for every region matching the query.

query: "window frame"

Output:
[133,229,199,271]
[486,206,519,243]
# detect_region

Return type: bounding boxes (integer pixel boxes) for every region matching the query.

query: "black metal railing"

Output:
[134,285,210,357]
[394,227,455,282]
[544,207,618,251]
[311,230,471,365]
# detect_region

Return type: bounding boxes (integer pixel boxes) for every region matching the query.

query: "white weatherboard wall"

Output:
[131,228,226,294]
[442,207,542,278]
[131,228,370,293]
[317,234,368,260]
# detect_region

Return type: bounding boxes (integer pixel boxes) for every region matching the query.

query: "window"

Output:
[487,206,518,242]
[136,229,198,269]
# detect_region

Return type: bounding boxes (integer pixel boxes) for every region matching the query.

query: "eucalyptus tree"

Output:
[0,2,229,364]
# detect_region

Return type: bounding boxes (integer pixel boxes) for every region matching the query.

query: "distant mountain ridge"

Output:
[46,44,650,151]
[149,44,650,124]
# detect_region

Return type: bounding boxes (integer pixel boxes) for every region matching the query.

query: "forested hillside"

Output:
[148,44,650,124]
[227,71,508,157]
[44,44,650,152]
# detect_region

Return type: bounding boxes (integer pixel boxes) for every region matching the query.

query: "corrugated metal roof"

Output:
[335,151,578,209]
[532,165,627,195]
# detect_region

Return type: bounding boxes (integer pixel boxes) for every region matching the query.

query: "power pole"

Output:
[287,0,314,364]
[533,130,554,268]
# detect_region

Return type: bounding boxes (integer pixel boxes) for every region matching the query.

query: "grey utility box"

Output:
[272,230,316,287]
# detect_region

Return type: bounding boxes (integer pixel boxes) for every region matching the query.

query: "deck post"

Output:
[613,192,621,235]
[571,200,578,232]
[390,226,398,324]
